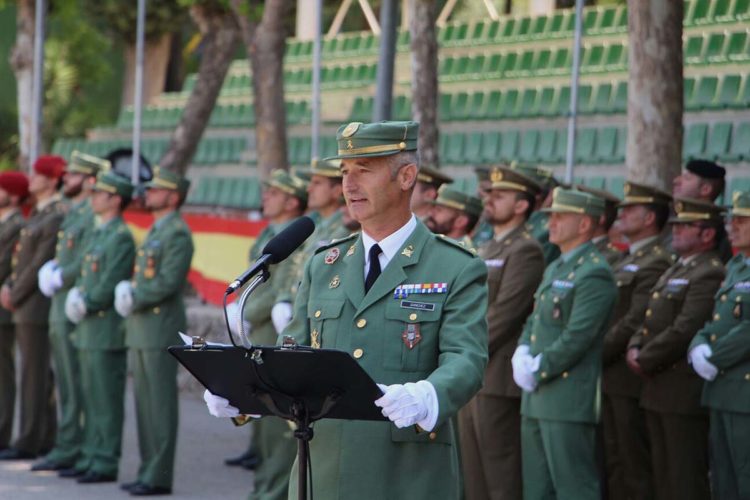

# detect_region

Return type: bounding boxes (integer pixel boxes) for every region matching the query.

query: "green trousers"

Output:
[521,416,600,500]
[77,348,126,477]
[131,348,178,489]
[0,323,14,448]
[249,416,296,500]
[709,409,750,500]
[45,320,83,465]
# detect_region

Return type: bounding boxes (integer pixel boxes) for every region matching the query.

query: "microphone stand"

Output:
[223,267,270,348]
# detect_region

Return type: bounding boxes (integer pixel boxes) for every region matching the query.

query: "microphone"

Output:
[226,216,315,293]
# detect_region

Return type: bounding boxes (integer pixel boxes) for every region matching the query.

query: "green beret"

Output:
[670,197,725,224]
[94,171,134,199]
[731,191,750,217]
[68,150,110,176]
[325,120,419,160]
[264,169,308,201]
[144,166,191,197]
[431,185,484,218]
[542,187,605,217]
[619,181,672,207]
[490,166,542,196]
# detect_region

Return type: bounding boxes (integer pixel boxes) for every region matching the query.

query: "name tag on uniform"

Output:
[400,300,436,311]
[485,259,505,268]
[394,283,448,299]
[623,264,639,272]
[734,281,750,291]
[552,280,574,289]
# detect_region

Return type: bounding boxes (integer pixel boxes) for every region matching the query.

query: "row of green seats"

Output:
[684,121,750,162]
[286,63,377,90]
[684,29,750,65]
[685,73,750,110]
[685,0,750,26]
[348,95,413,122]
[286,137,339,166]
[187,176,261,209]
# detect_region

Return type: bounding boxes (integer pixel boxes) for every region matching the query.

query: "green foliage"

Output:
[82,0,188,43]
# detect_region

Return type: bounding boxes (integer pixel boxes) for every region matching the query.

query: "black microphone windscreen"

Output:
[262,216,315,264]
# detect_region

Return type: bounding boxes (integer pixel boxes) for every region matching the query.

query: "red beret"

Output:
[33,155,67,179]
[0,171,30,199]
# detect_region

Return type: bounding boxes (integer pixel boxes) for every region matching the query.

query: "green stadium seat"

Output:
[684,35,705,64]
[607,81,628,114]
[498,89,519,118]
[551,129,568,164]
[704,32,727,63]
[603,44,627,72]
[507,50,535,78]
[586,83,612,115]
[537,129,558,163]
[710,74,741,108]
[575,128,596,163]
[581,44,605,72]
[482,91,502,120]
[397,30,410,49]
[613,128,627,163]
[466,92,486,120]
[464,132,483,164]
[350,96,372,122]
[497,52,518,77]
[536,87,557,117]
[518,130,540,162]
[732,0,750,20]
[599,6,627,34]
[733,74,750,109]
[439,93,453,121]
[483,54,502,78]
[685,0,711,25]
[511,16,532,41]
[607,177,626,198]
[688,76,719,110]
[684,77,696,107]
[512,88,537,118]
[575,84,593,114]
[444,134,465,165]
[451,92,470,120]
[583,9,599,34]
[485,20,501,42]
[683,123,708,160]
[498,130,519,162]
[498,18,516,40]
[392,95,411,121]
[705,122,733,160]
[722,121,750,161]
[727,30,749,61]
[480,131,501,163]
[542,48,571,76]
[529,15,548,40]
[467,21,486,45]
[595,127,618,164]
[555,85,572,116]
[710,0,734,22]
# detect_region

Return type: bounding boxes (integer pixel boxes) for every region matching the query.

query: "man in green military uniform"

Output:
[113,167,193,496]
[577,184,623,266]
[460,166,545,500]
[601,182,672,500]
[411,165,453,220]
[513,187,617,500]
[33,152,105,472]
[425,185,483,250]
[627,198,726,500]
[509,162,561,266]
[206,121,489,500]
[0,156,67,460]
[0,172,29,454]
[62,171,135,483]
[688,191,750,500]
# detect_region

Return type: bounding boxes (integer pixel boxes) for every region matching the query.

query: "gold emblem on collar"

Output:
[341,122,361,138]
[346,244,356,257]
[329,275,340,288]
[624,183,631,195]
[401,245,414,257]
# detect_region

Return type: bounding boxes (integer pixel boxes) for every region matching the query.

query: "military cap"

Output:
[0,171,29,199]
[669,197,725,223]
[291,167,313,183]
[93,170,134,198]
[474,165,498,182]
[686,159,725,180]
[542,187,605,217]
[430,185,484,218]
[311,158,343,179]
[489,166,542,195]
[417,165,453,187]
[264,169,308,201]
[68,151,110,176]
[619,181,672,207]
[144,166,191,197]
[508,162,558,190]
[33,155,66,179]
[576,184,621,209]
[325,120,418,160]
[730,191,750,217]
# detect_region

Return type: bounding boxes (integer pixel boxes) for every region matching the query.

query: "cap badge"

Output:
[341,122,361,138]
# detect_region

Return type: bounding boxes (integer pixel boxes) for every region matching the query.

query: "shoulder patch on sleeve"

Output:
[313,232,358,255]
[436,234,477,257]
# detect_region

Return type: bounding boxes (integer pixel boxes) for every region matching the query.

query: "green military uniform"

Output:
[577,184,623,267]
[628,198,726,500]
[460,167,545,500]
[72,172,135,478]
[122,168,193,490]
[3,195,66,455]
[518,188,617,500]
[44,152,104,467]
[0,208,24,450]
[281,121,488,500]
[688,191,750,500]
[601,182,673,500]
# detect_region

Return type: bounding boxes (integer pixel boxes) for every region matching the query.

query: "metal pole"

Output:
[132,0,146,184]
[564,0,585,185]
[30,0,46,170]
[311,0,323,160]
[373,0,397,121]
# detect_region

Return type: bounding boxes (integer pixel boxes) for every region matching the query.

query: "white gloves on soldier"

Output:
[64,288,87,324]
[203,390,240,418]
[512,345,539,392]
[375,381,438,431]
[271,302,293,334]
[38,260,63,298]
[114,281,134,317]
[689,344,718,381]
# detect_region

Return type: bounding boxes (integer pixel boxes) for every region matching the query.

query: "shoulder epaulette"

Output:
[313,232,358,254]
[435,234,477,256]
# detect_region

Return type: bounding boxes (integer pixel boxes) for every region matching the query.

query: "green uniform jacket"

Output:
[593,236,623,267]
[480,224,544,397]
[126,212,194,350]
[4,198,66,324]
[690,253,750,414]
[602,239,672,397]
[0,211,24,325]
[74,217,135,350]
[471,219,493,249]
[526,211,560,266]
[50,199,95,324]
[519,241,617,423]
[283,221,488,500]
[629,251,725,415]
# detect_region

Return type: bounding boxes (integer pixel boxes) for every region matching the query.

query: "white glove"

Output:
[203,390,240,418]
[225,301,251,337]
[374,380,438,430]
[64,288,87,324]
[512,345,538,392]
[114,281,134,317]
[689,344,718,381]
[37,260,56,298]
[271,301,293,334]
[50,267,63,293]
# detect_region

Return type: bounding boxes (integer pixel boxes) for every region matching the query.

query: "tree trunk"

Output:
[626,0,684,189]
[231,0,291,178]
[409,0,439,168]
[159,7,240,175]
[121,33,174,107]
[10,0,35,169]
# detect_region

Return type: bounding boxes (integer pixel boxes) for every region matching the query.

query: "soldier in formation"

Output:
[424,184,483,250]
